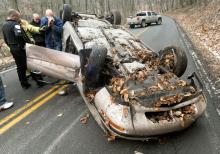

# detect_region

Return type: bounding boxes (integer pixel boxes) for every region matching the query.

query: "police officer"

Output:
[2,9,30,89]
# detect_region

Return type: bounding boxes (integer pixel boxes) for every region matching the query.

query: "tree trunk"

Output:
[8,0,20,11]
[85,0,88,12]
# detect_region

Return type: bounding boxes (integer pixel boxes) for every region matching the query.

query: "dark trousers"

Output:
[0,77,6,105]
[10,46,28,86]
[35,41,45,47]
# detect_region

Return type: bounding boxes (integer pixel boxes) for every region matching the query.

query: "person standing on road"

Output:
[30,13,45,47]
[41,9,66,95]
[0,76,13,111]
[19,18,46,87]
[40,9,63,51]
[2,9,31,89]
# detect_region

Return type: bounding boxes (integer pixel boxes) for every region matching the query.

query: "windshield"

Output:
[136,12,146,16]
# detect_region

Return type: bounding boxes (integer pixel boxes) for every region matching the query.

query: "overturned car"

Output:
[26,4,206,140]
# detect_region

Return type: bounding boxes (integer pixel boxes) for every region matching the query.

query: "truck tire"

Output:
[130,24,135,28]
[109,10,121,25]
[159,46,187,77]
[157,18,162,25]
[62,4,72,23]
[141,20,146,27]
[85,47,107,88]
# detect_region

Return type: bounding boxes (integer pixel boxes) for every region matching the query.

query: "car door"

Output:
[151,12,158,22]
[146,12,152,23]
[26,43,80,82]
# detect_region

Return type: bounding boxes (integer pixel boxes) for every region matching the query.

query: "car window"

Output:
[136,12,146,16]
[152,12,157,15]
[147,12,151,16]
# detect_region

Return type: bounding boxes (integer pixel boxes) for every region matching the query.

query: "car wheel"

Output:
[159,46,187,77]
[85,47,107,88]
[157,18,162,25]
[141,20,146,27]
[62,4,72,23]
[147,23,151,26]
[130,24,135,28]
[109,10,121,25]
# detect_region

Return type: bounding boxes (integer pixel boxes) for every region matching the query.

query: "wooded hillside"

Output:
[0,0,218,30]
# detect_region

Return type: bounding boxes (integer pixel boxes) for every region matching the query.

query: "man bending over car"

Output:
[40,9,63,51]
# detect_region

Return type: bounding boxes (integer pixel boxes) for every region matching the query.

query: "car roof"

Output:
[137,11,151,13]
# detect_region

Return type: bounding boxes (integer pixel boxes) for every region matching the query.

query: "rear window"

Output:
[136,12,146,16]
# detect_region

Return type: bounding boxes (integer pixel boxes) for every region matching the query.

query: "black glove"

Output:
[39,25,48,32]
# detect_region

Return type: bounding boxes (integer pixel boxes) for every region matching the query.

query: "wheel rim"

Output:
[158,19,161,24]
[142,21,145,27]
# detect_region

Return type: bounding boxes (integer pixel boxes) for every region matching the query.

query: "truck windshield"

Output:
[136,12,146,16]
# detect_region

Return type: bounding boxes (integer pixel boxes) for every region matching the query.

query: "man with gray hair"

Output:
[40,9,63,51]
[30,13,45,47]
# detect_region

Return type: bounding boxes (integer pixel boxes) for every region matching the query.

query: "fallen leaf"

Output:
[86,91,96,103]
[80,113,90,124]
[57,113,63,117]
[120,88,128,95]
[123,107,129,118]
[25,121,30,125]
[124,93,129,102]
[110,96,115,104]
[107,134,115,142]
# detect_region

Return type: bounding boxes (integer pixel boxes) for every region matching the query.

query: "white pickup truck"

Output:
[127,11,162,28]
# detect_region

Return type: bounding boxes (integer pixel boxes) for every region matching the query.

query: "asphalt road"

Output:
[0,16,220,154]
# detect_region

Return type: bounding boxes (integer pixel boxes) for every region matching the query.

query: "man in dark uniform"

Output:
[2,9,30,89]
[30,13,45,47]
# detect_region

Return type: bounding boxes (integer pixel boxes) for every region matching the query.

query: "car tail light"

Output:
[137,17,140,20]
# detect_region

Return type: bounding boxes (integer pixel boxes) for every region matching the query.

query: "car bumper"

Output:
[128,21,141,25]
[94,87,206,139]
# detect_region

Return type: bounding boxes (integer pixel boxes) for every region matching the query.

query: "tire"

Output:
[159,46,187,77]
[141,20,146,27]
[130,24,135,28]
[109,10,122,25]
[157,18,162,25]
[62,4,72,23]
[147,23,151,26]
[64,36,77,54]
[85,47,107,88]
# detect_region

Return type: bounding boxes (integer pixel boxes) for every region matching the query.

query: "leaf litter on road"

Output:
[80,113,90,124]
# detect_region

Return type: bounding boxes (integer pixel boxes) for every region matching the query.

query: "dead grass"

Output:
[166,1,220,78]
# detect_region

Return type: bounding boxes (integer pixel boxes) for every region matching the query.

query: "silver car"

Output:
[26,4,206,140]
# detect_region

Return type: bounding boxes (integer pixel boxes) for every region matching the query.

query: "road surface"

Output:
[0,16,220,154]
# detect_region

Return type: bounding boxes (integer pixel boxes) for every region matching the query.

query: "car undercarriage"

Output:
[26,4,206,140]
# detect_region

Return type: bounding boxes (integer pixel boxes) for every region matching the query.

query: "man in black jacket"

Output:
[2,9,44,89]
[30,13,45,47]
[2,9,31,89]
